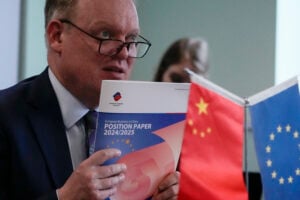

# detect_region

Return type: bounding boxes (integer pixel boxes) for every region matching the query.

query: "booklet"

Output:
[94,80,190,200]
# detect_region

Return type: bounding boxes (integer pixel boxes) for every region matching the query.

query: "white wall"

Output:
[0,1,21,89]
[21,0,47,79]
[135,0,276,98]
[275,0,300,84]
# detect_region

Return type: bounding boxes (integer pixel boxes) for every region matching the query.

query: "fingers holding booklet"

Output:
[58,148,127,200]
[113,143,175,199]
[152,171,181,200]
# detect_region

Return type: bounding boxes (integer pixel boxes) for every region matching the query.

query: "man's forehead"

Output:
[76,0,138,21]
[77,0,137,12]
[76,0,139,31]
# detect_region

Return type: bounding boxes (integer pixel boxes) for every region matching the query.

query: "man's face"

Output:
[52,0,139,107]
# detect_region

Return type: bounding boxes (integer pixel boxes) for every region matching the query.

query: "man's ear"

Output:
[46,20,64,52]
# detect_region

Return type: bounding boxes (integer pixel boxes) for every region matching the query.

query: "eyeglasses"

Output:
[59,19,151,58]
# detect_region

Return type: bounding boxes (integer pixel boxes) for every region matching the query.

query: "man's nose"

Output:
[114,43,130,59]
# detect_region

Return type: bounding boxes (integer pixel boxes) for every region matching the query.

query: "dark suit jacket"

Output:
[0,68,73,199]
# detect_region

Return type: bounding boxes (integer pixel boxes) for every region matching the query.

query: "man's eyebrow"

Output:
[91,20,140,32]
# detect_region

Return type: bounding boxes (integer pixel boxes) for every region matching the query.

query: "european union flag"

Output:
[249,77,300,200]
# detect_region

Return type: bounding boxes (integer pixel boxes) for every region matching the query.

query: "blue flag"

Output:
[249,77,300,200]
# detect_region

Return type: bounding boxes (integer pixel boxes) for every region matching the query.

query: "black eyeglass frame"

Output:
[59,19,152,58]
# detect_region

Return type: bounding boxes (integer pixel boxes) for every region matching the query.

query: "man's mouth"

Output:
[103,66,124,73]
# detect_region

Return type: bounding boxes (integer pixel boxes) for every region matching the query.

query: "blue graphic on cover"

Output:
[94,112,185,165]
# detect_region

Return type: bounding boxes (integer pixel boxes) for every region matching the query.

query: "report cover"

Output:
[94,80,190,200]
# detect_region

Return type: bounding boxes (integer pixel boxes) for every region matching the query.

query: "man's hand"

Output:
[57,148,126,200]
[152,171,180,200]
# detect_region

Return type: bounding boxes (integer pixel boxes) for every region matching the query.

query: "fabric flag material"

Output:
[179,81,248,200]
[249,77,300,200]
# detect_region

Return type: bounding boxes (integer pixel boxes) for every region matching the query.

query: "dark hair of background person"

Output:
[153,37,209,83]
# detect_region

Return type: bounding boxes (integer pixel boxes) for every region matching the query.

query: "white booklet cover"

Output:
[94,80,190,200]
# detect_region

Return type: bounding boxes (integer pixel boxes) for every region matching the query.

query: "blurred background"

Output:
[2,0,300,96]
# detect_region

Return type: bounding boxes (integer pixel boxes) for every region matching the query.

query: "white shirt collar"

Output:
[48,68,89,129]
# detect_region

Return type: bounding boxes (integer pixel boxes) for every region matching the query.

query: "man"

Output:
[0,0,179,199]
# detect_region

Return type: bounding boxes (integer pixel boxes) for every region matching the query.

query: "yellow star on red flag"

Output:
[195,97,208,115]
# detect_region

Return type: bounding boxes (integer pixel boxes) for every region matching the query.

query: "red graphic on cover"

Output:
[113,92,122,101]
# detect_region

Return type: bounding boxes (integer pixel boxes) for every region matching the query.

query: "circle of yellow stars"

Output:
[265,124,300,185]
[187,97,212,138]
[106,138,135,152]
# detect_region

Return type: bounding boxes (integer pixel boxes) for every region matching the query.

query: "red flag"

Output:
[179,82,248,200]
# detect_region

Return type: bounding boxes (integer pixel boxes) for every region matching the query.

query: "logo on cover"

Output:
[113,92,122,101]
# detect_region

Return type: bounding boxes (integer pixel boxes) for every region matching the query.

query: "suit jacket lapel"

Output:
[26,68,73,187]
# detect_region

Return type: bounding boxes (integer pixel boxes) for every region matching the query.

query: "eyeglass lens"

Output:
[99,40,149,58]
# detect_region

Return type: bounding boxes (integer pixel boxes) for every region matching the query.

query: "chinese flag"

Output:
[178,82,248,200]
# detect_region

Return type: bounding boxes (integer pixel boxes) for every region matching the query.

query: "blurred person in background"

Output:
[153,37,209,83]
